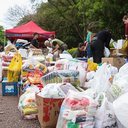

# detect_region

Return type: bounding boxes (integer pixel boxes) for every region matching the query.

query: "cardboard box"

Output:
[36,94,64,128]
[102,57,125,69]
[110,48,127,57]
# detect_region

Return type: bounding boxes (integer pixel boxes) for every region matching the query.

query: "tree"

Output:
[16,0,128,47]
[0,26,6,45]
[6,5,32,26]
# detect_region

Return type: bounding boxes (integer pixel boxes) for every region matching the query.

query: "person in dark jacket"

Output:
[90,30,112,64]
[31,33,39,48]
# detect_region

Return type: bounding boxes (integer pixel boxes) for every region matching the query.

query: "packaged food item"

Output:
[38,83,79,98]
[41,70,80,88]
[18,86,40,118]
[56,90,98,128]
[27,69,43,84]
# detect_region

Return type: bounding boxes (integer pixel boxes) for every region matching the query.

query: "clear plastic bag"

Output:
[95,93,118,128]
[56,90,98,128]
[89,63,112,92]
[113,92,128,128]
[104,47,110,57]
[38,83,79,98]
[107,63,128,101]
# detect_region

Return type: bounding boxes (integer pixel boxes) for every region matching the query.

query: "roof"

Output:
[5,21,55,35]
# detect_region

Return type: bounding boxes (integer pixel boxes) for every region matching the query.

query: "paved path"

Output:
[0,84,40,128]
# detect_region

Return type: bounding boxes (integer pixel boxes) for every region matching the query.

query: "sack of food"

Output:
[56,90,98,128]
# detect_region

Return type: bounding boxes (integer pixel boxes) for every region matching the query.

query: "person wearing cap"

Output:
[44,40,52,53]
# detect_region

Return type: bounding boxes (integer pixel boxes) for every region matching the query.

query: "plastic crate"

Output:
[76,58,88,62]
[2,79,18,96]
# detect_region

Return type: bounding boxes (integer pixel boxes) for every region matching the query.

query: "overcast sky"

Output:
[0,0,31,29]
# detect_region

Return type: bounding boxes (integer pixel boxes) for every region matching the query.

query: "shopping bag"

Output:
[113,92,128,128]
[56,90,98,128]
[104,47,110,57]
[107,63,128,101]
[91,63,112,92]
[7,53,22,82]
[95,93,118,128]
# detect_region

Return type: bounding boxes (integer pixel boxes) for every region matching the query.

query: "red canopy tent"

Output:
[5,21,55,41]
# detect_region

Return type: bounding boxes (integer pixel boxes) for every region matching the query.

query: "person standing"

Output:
[123,14,128,39]
[90,30,112,64]
[85,26,96,58]
[86,29,93,58]
[122,14,128,58]
[31,33,39,48]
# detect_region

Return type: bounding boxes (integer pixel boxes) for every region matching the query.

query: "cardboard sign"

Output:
[36,94,63,128]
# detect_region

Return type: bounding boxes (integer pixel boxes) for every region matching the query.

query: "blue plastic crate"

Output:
[76,58,87,62]
[2,80,18,96]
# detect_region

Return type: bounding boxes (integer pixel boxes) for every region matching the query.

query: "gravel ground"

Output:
[0,84,40,128]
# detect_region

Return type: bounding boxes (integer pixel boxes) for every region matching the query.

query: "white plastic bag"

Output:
[104,47,110,57]
[56,90,98,128]
[46,53,53,62]
[18,49,28,58]
[113,92,128,128]
[91,63,112,92]
[95,93,118,128]
[86,71,95,82]
[54,59,69,70]
[59,53,73,59]
[106,63,128,101]
[38,83,79,98]
[55,59,87,87]
[113,63,128,82]
[117,39,125,49]
[117,63,128,76]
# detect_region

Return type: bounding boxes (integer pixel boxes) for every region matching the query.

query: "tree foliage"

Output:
[0,26,6,45]
[6,5,32,26]
[7,0,128,48]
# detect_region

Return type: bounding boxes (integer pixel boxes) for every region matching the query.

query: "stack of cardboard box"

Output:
[102,39,126,69]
